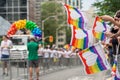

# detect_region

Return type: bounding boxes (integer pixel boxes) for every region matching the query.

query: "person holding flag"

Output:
[100,10,120,38]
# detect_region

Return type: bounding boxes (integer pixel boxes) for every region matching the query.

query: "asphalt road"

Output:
[0,65,111,80]
[40,66,111,80]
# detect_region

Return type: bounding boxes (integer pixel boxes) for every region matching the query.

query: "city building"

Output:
[0,0,41,26]
[65,0,82,9]
[0,0,27,23]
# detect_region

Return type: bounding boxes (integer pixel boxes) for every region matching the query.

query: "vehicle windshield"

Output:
[11,37,29,45]
[11,38,24,45]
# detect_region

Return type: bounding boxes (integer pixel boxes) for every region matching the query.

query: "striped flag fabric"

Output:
[92,16,107,41]
[63,3,85,29]
[78,43,110,74]
[112,56,120,80]
[70,25,89,49]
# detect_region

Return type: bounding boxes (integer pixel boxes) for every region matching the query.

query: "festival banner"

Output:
[79,43,110,74]
[92,16,107,41]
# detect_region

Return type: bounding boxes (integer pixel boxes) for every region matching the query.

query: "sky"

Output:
[82,0,96,11]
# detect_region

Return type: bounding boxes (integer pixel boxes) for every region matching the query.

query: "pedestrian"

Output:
[0,35,12,76]
[27,36,39,80]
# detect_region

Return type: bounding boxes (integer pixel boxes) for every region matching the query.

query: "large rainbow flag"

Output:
[70,25,89,49]
[63,4,85,29]
[79,43,110,74]
[92,16,107,41]
[63,3,89,49]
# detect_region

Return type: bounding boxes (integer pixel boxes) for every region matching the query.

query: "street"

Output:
[40,66,111,80]
[0,65,111,80]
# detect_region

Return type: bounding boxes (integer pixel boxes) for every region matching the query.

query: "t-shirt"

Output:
[1,40,12,55]
[27,41,39,60]
[38,47,44,56]
[43,48,50,58]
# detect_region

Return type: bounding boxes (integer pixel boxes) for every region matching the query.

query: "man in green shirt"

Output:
[27,37,39,80]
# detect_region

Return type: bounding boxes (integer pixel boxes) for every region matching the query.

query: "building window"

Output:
[8,14,12,20]
[69,0,71,4]
[58,38,64,42]
[14,8,18,12]
[20,0,27,6]
[58,33,63,36]
[8,8,12,12]
[20,8,27,12]
[13,0,18,6]
[0,8,6,12]
[77,0,79,6]
[14,13,19,21]
[0,14,6,19]
[73,1,75,6]
[8,0,12,6]
[0,0,6,7]
[20,13,27,19]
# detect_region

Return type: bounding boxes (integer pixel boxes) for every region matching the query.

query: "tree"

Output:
[93,0,120,16]
[41,1,67,45]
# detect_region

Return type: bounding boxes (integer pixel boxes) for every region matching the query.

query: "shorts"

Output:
[1,54,9,61]
[28,60,39,68]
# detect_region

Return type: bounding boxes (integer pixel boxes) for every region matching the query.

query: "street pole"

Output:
[42,16,56,48]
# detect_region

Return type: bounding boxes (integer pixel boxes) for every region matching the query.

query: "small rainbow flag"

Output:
[112,56,120,80]
[63,44,70,50]
[79,43,110,74]
[63,4,85,29]
[70,25,89,49]
[113,70,120,80]
[92,16,107,41]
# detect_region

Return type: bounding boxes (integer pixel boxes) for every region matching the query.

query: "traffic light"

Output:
[49,36,53,42]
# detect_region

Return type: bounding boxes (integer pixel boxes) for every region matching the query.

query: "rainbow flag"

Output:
[92,16,107,41]
[70,25,89,49]
[112,56,120,80]
[112,57,117,75]
[113,70,120,80]
[63,4,85,29]
[64,44,70,50]
[79,43,110,74]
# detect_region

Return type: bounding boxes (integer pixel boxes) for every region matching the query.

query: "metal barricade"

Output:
[0,50,82,80]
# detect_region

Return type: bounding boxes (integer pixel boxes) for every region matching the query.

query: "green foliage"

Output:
[93,0,120,16]
[41,1,66,44]
[0,37,2,43]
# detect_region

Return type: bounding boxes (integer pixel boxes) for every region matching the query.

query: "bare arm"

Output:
[100,15,120,28]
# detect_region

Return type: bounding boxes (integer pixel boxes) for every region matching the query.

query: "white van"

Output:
[10,35,34,59]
